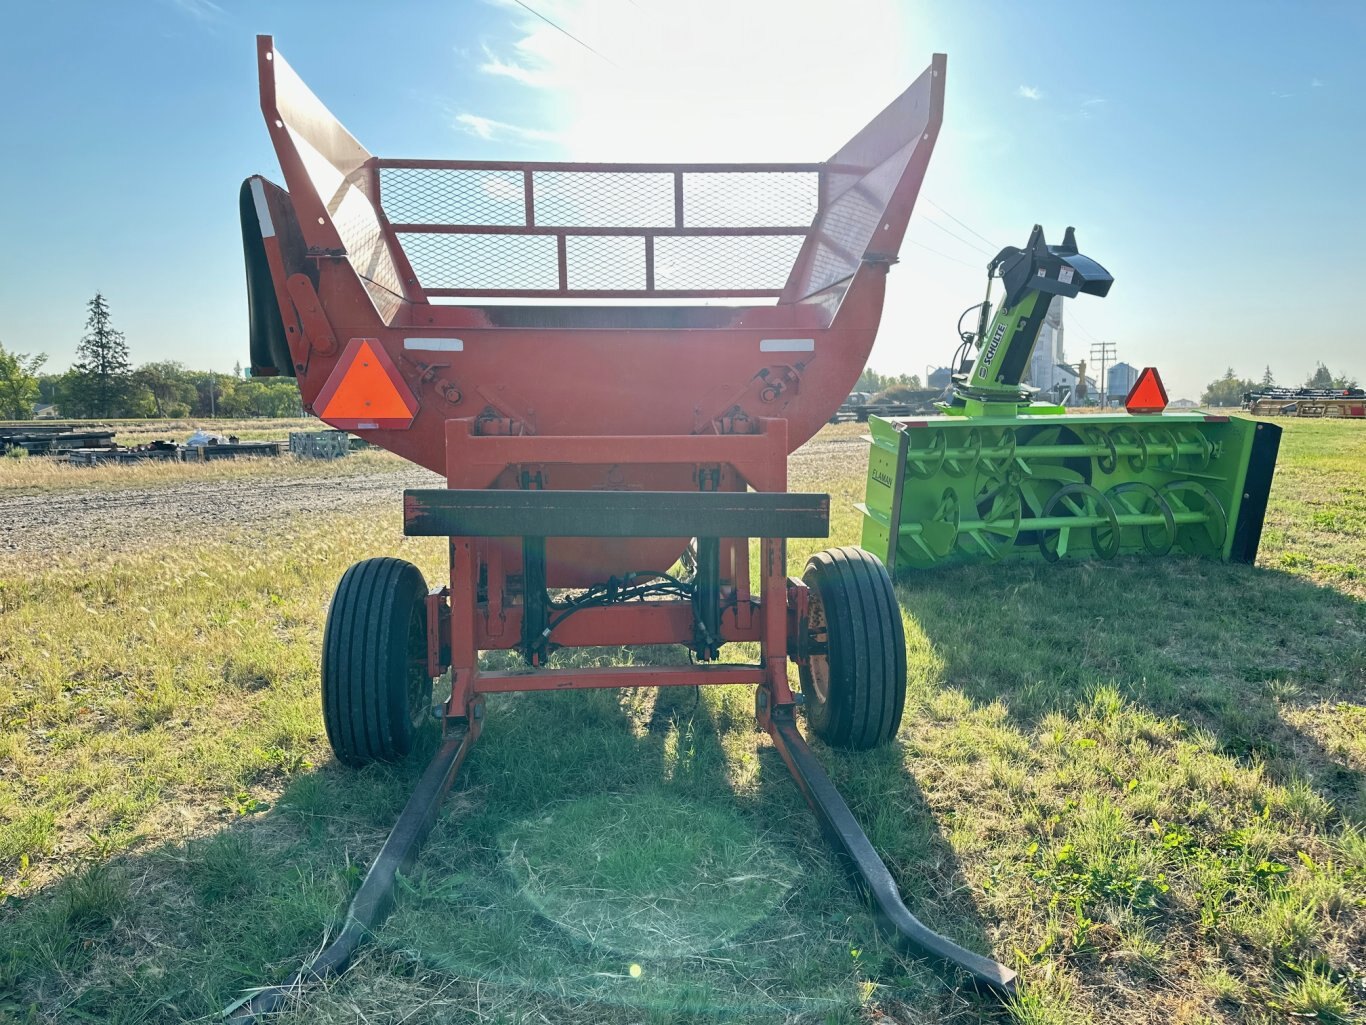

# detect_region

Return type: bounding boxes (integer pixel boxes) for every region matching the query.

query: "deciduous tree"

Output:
[0,342,47,419]
[132,361,198,418]
[1201,367,1255,407]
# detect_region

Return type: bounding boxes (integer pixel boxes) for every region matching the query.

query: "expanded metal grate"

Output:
[534,171,674,228]
[398,233,560,292]
[376,162,821,296]
[381,167,525,227]
[565,236,646,292]
[654,236,805,293]
[681,172,818,229]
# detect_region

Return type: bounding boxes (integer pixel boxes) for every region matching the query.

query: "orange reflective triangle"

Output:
[1125,366,1168,414]
[316,339,416,428]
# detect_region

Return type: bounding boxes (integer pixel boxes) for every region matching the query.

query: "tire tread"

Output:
[799,546,906,750]
[321,557,428,767]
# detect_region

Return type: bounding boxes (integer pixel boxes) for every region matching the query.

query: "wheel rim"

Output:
[803,584,830,707]
[405,601,429,727]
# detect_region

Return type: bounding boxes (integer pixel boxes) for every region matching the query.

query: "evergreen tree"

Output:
[1260,365,1276,389]
[1303,363,1359,390]
[67,294,134,417]
[1305,363,1334,389]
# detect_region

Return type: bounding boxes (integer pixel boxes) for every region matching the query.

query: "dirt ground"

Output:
[0,465,442,559]
[0,428,867,559]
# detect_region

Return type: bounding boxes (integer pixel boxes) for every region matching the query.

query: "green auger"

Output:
[860,226,1282,572]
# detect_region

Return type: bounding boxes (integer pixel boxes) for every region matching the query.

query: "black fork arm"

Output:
[766,707,1017,995]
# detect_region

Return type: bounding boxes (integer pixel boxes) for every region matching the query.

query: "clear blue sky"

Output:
[2,0,1362,400]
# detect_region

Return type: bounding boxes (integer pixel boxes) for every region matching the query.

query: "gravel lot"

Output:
[0,466,443,559]
[0,427,867,560]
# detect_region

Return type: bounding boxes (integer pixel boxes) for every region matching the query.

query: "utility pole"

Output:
[1089,341,1117,407]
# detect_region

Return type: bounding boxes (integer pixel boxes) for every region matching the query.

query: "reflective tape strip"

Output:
[249,178,275,238]
[760,338,815,352]
[403,338,464,352]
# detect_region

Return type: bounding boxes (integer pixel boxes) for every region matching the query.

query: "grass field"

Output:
[0,417,1362,1023]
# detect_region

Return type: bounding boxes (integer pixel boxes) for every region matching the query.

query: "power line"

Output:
[922,197,1001,250]
[907,239,982,269]
[919,214,996,257]
[511,0,620,67]
[1089,340,1117,406]
[1065,308,1102,344]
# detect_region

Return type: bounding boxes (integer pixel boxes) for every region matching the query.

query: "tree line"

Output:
[0,294,301,421]
[1201,363,1359,407]
[855,369,924,394]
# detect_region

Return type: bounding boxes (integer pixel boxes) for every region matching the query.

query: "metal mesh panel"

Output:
[565,236,645,291]
[682,172,818,228]
[802,142,913,296]
[287,126,405,315]
[532,171,674,228]
[399,233,559,291]
[654,236,805,292]
[379,168,525,226]
[380,165,821,293]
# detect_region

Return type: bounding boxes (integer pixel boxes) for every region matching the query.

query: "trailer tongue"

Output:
[228,37,1014,1018]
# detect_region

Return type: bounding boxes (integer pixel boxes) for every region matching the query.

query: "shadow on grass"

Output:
[895,555,1366,821]
[0,744,432,1023]
[0,668,1005,1024]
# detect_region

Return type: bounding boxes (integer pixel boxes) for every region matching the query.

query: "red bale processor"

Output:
[229,36,1014,1017]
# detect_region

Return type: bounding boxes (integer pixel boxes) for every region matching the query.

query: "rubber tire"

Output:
[322,557,431,767]
[798,547,907,750]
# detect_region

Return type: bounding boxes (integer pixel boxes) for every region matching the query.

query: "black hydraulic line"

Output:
[522,536,548,662]
[223,721,479,1022]
[766,708,1018,995]
[692,537,721,660]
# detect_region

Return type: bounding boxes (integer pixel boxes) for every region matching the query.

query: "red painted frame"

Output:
[247,36,946,720]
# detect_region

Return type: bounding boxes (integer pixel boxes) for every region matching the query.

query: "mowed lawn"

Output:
[0,417,1362,1024]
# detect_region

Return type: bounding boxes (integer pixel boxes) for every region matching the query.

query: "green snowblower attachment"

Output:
[860,225,1282,572]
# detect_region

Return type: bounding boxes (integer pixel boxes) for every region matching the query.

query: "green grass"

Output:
[0,416,1362,1023]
